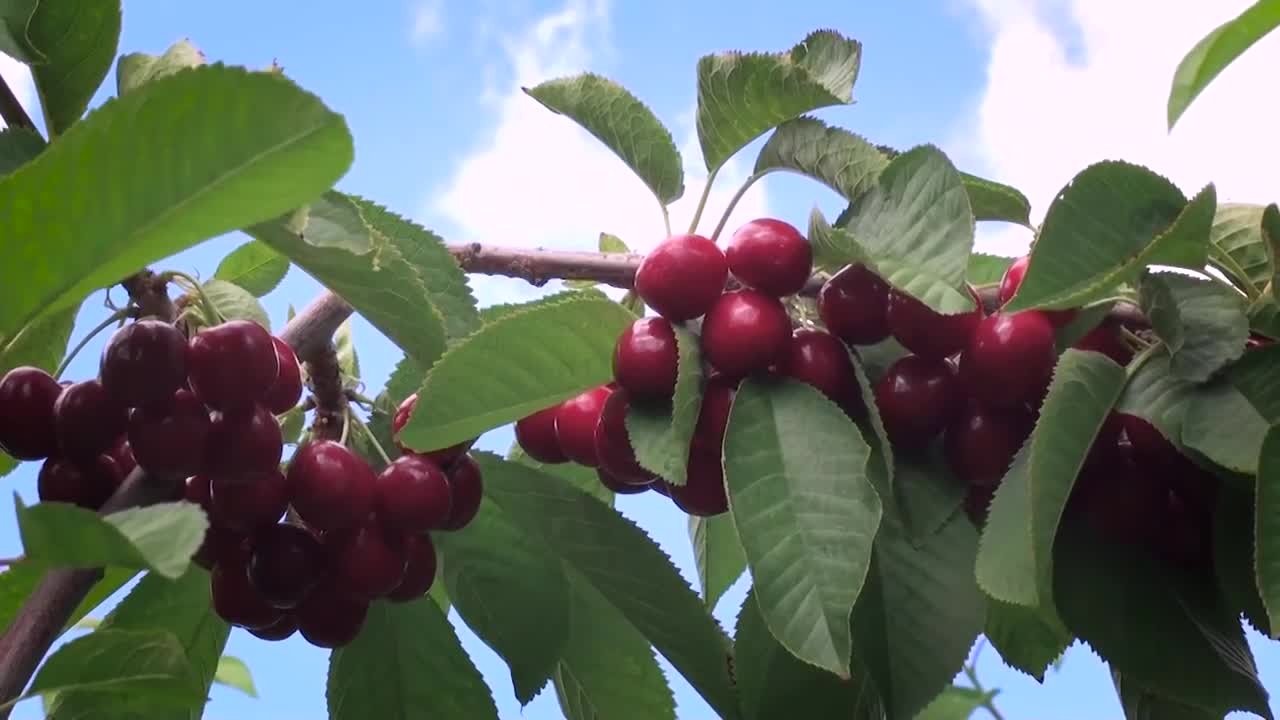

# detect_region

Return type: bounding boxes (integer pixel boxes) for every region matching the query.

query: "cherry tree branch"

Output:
[0,72,35,134]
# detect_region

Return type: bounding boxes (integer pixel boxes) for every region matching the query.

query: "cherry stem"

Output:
[687,166,720,235]
[53,308,130,380]
[708,170,767,242]
[349,412,392,466]
[161,270,221,326]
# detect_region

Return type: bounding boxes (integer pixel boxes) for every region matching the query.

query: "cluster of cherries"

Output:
[515,218,866,516]
[0,315,483,649]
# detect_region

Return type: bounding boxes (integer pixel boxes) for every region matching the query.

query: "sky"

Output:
[2,0,1279,718]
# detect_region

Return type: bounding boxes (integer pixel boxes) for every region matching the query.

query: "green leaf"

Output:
[892,450,964,542]
[599,232,629,253]
[1113,671,1220,720]
[722,377,879,677]
[734,588,857,720]
[509,445,614,506]
[1054,524,1271,717]
[384,355,424,406]
[282,189,375,253]
[116,38,206,95]
[1254,424,1280,634]
[1115,353,1198,446]
[625,324,704,486]
[689,513,746,611]
[1223,344,1280,420]
[965,253,1015,287]
[552,569,676,720]
[0,563,134,635]
[915,686,995,720]
[525,73,683,205]
[839,145,976,314]
[959,171,1032,226]
[850,513,986,720]
[696,29,861,174]
[214,656,258,698]
[983,600,1072,681]
[201,278,271,330]
[436,496,570,705]
[1182,379,1267,475]
[328,598,499,719]
[1214,488,1272,637]
[214,240,289,297]
[17,499,207,579]
[848,348,895,505]
[1003,165,1215,313]
[334,317,359,379]
[753,116,886,201]
[0,64,353,348]
[27,0,121,136]
[478,453,739,718]
[1137,270,1247,382]
[1167,0,1280,129]
[0,127,45,176]
[1209,202,1279,293]
[400,291,635,452]
[975,350,1127,606]
[0,1,40,63]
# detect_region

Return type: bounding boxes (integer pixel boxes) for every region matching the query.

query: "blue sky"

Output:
[2,0,1279,718]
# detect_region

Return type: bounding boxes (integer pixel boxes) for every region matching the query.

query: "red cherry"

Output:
[296,576,369,648]
[726,218,813,297]
[872,355,961,452]
[326,520,408,598]
[0,366,62,461]
[1071,442,1166,546]
[594,389,658,485]
[886,285,985,360]
[390,393,475,466]
[204,404,284,478]
[817,265,892,346]
[287,440,376,532]
[633,234,728,321]
[963,485,996,527]
[126,388,210,478]
[211,548,282,629]
[959,311,1059,410]
[210,469,290,532]
[555,385,614,467]
[193,525,243,571]
[375,454,453,532]
[514,405,568,464]
[998,255,1077,327]
[261,336,304,415]
[944,403,1035,489]
[99,320,188,411]
[1154,488,1214,571]
[386,533,439,603]
[598,469,653,494]
[441,454,484,530]
[107,435,137,478]
[701,289,793,379]
[668,376,735,517]
[776,328,858,404]
[420,440,475,471]
[248,614,298,641]
[247,522,324,609]
[1073,321,1134,366]
[53,379,127,461]
[612,317,679,399]
[187,320,279,413]
[37,455,122,509]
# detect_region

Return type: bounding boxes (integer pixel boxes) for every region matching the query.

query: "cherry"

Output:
[248,614,298,641]
[959,311,1058,411]
[210,469,290,532]
[391,393,475,466]
[296,576,369,648]
[53,379,127,461]
[633,233,728,321]
[594,389,658,486]
[441,454,484,530]
[326,520,408,598]
[886,285,984,361]
[1154,488,1214,571]
[386,533,439,603]
[555,385,614,467]
[99,320,188,410]
[247,522,325,609]
[107,435,137,478]
[187,320,279,413]
[944,403,1035,489]
[668,376,735,517]
[194,525,243,571]
[726,218,813,297]
[514,405,568,464]
[998,255,1077,327]
[375,454,452,532]
[598,468,652,495]
[211,548,282,629]
[873,355,961,452]
[0,367,61,461]
[37,455,122,509]
[287,440,375,532]
[1070,442,1166,547]
[204,404,284,478]
[126,389,210,478]
[261,336,304,415]
[817,265,892,346]
[701,289,792,378]
[776,328,858,404]
[612,318,679,399]
[963,485,995,527]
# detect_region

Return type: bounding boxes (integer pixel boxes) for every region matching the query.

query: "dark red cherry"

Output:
[210,469,290,532]
[37,455,122,509]
[204,404,284,478]
[187,320,279,413]
[127,389,210,478]
[325,520,408,599]
[1071,442,1166,547]
[633,233,728,321]
[594,389,658,485]
[261,336,304,415]
[598,469,652,495]
[248,614,298,641]
[886,285,984,360]
[959,311,1059,410]
[555,385,614,467]
[613,317,679,399]
[668,376,736,517]
[54,379,127,460]
[386,534,439,603]
[99,319,188,410]
[873,355,961,452]
[1073,321,1134,366]
[296,576,369,648]
[391,393,475,466]
[0,366,62,461]
[726,218,813,297]
[211,548,282,629]
[286,440,376,532]
[963,485,996,527]
[515,405,569,464]
[701,289,793,379]
[776,328,858,404]
[107,435,137,478]
[247,523,325,609]
[193,525,243,571]
[376,454,452,532]
[998,255,1077,327]
[817,264,892,346]
[441,454,483,531]
[944,403,1035,489]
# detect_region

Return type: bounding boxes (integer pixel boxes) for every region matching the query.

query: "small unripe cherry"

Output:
[555,385,614,467]
[958,311,1058,410]
[886,285,985,361]
[726,218,813,297]
[0,366,62,460]
[701,289,792,379]
[998,255,1077,327]
[612,317,679,399]
[817,265,892,346]
[633,234,728,321]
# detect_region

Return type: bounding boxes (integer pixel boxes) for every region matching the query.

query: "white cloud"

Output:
[428,0,768,307]
[0,54,34,129]
[410,0,445,47]
[961,0,1280,256]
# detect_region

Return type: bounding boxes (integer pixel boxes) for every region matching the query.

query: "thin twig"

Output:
[0,72,35,133]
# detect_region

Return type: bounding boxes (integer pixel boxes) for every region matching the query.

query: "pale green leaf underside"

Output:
[984,599,1072,681]
[753,116,886,201]
[689,513,747,612]
[17,630,196,714]
[966,253,1016,287]
[17,500,206,579]
[28,0,121,136]
[201,278,271,330]
[116,38,206,96]
[1138,270,1247,382]
[1182,379,1268,475]
[213,240,290,297]
[1167,0,1280,129]
[214,656,258,697]
[626,323,704,486]
[1209,202,1279,293]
